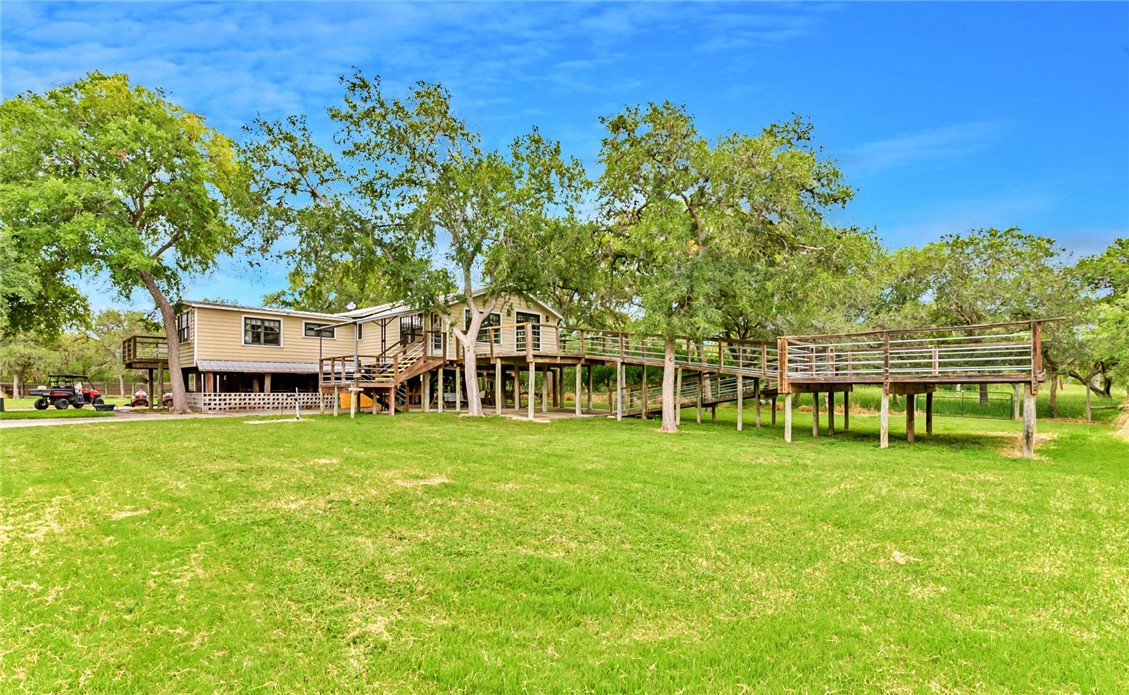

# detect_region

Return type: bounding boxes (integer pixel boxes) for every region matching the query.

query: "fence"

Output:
[186,392,327,413]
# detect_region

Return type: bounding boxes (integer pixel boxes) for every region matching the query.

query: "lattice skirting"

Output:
[187,392,327,413]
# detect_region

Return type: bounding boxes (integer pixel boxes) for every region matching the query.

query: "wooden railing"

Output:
[320,331,445,386]
[557,329,779,380]
[779,320,1044,389]
[319,319,1048,393]
[122,335,168,365]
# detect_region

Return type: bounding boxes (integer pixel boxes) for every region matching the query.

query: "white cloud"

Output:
[843,121,1010,175]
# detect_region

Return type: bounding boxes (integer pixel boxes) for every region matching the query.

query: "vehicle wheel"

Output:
[34,398,48,410]
[74,403,85,409]
[54,397,70,410]
[92,397,105,406]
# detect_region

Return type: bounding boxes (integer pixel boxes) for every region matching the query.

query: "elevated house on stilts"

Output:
[124,296,1053,457]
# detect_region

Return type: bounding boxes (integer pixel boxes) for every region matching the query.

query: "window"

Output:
[400,314,423,345]
[356,323,363,341]
[176,312,191,343]
[515,311,541,351]
[244,317,281,346]
[430,314,444,352]
[465,310,502,344]
[303,321,335,339]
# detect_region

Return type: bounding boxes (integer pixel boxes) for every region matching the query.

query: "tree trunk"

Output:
[1049,373,1058,418]
[139,269,188,413]
[461,345,483,416]
[119,374,126,398]
[979,383,989,406]
[12,372,19,398]
[660,337,678,433]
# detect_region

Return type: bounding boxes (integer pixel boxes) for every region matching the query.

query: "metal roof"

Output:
[196,360,318,374]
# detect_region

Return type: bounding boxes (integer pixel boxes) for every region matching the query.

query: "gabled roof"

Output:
[184,290,564,325]
[182,300,340,320]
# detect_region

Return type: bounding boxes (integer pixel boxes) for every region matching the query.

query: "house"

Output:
[124,292,567,412]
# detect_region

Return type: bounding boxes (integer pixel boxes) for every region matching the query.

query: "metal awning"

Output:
[195,360,317,374]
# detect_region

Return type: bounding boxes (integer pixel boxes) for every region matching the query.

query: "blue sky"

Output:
[3,1,1127,311]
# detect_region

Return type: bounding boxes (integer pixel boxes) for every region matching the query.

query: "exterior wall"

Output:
[185,294,561,368]
[192,306,359,364]
[176,307,195,367]
[444,296,561,360]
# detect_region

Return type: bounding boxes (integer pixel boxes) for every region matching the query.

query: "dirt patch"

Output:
[244,418,309,425]
[109,508,150,520]
[979,431,1059,458]
[395,475,451,488]
[1115,402,1129,441]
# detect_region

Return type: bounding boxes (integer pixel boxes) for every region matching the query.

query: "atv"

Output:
[130,390,174,408]
[30,375,104,410]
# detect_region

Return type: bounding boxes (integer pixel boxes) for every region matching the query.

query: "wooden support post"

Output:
[528,363,536,420]
[586,364,593,411]
[556,368,564,408]
[696,371,703,424]
[438,367,444,413]
[389,387,396,417]
[926,392,933,435]
[827,392,835,435]
[880,389,889,449]
[350,389,356,419]
[333,387,340,417]
[675,367,683,425]
[373,390,379,415]
[784,393,793,443]
[319,390,325,416]
[754,378,761,429]
[423,371,431,412]
[616,362,623,421]
[541,367,548,414]
[771,396,777,426]
[514,367,521,410]
[1022,387,1037,458]
[736,374,744,431]
[711,405,716,422]
[843,391,849,431]
[455,370,462,412]
[811,391,819,438]
[495,361,503,416]
[641,364,649,419]
[264,373,272,394]
[1013,383,1021,421]
[906,393,915,443]
[575,365,582,417]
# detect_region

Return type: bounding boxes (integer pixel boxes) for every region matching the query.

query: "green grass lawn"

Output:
[2,409,1126,692]
[1,395,130,421]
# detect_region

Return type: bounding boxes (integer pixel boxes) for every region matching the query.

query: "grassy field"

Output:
[1,396,129,420]
[2,409,1126,692]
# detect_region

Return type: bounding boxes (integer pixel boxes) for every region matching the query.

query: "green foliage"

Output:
[1079,238,1129,387]
[244,74,588,319]
[0,72,251,302]
[0,71,254,411]
[599,105,855,341]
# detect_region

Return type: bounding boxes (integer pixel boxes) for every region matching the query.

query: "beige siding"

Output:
[445,296,560,359]
[192,307,359,364]
[188,294,561,367]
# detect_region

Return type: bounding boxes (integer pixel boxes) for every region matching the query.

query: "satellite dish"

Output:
[346,302,357,311]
